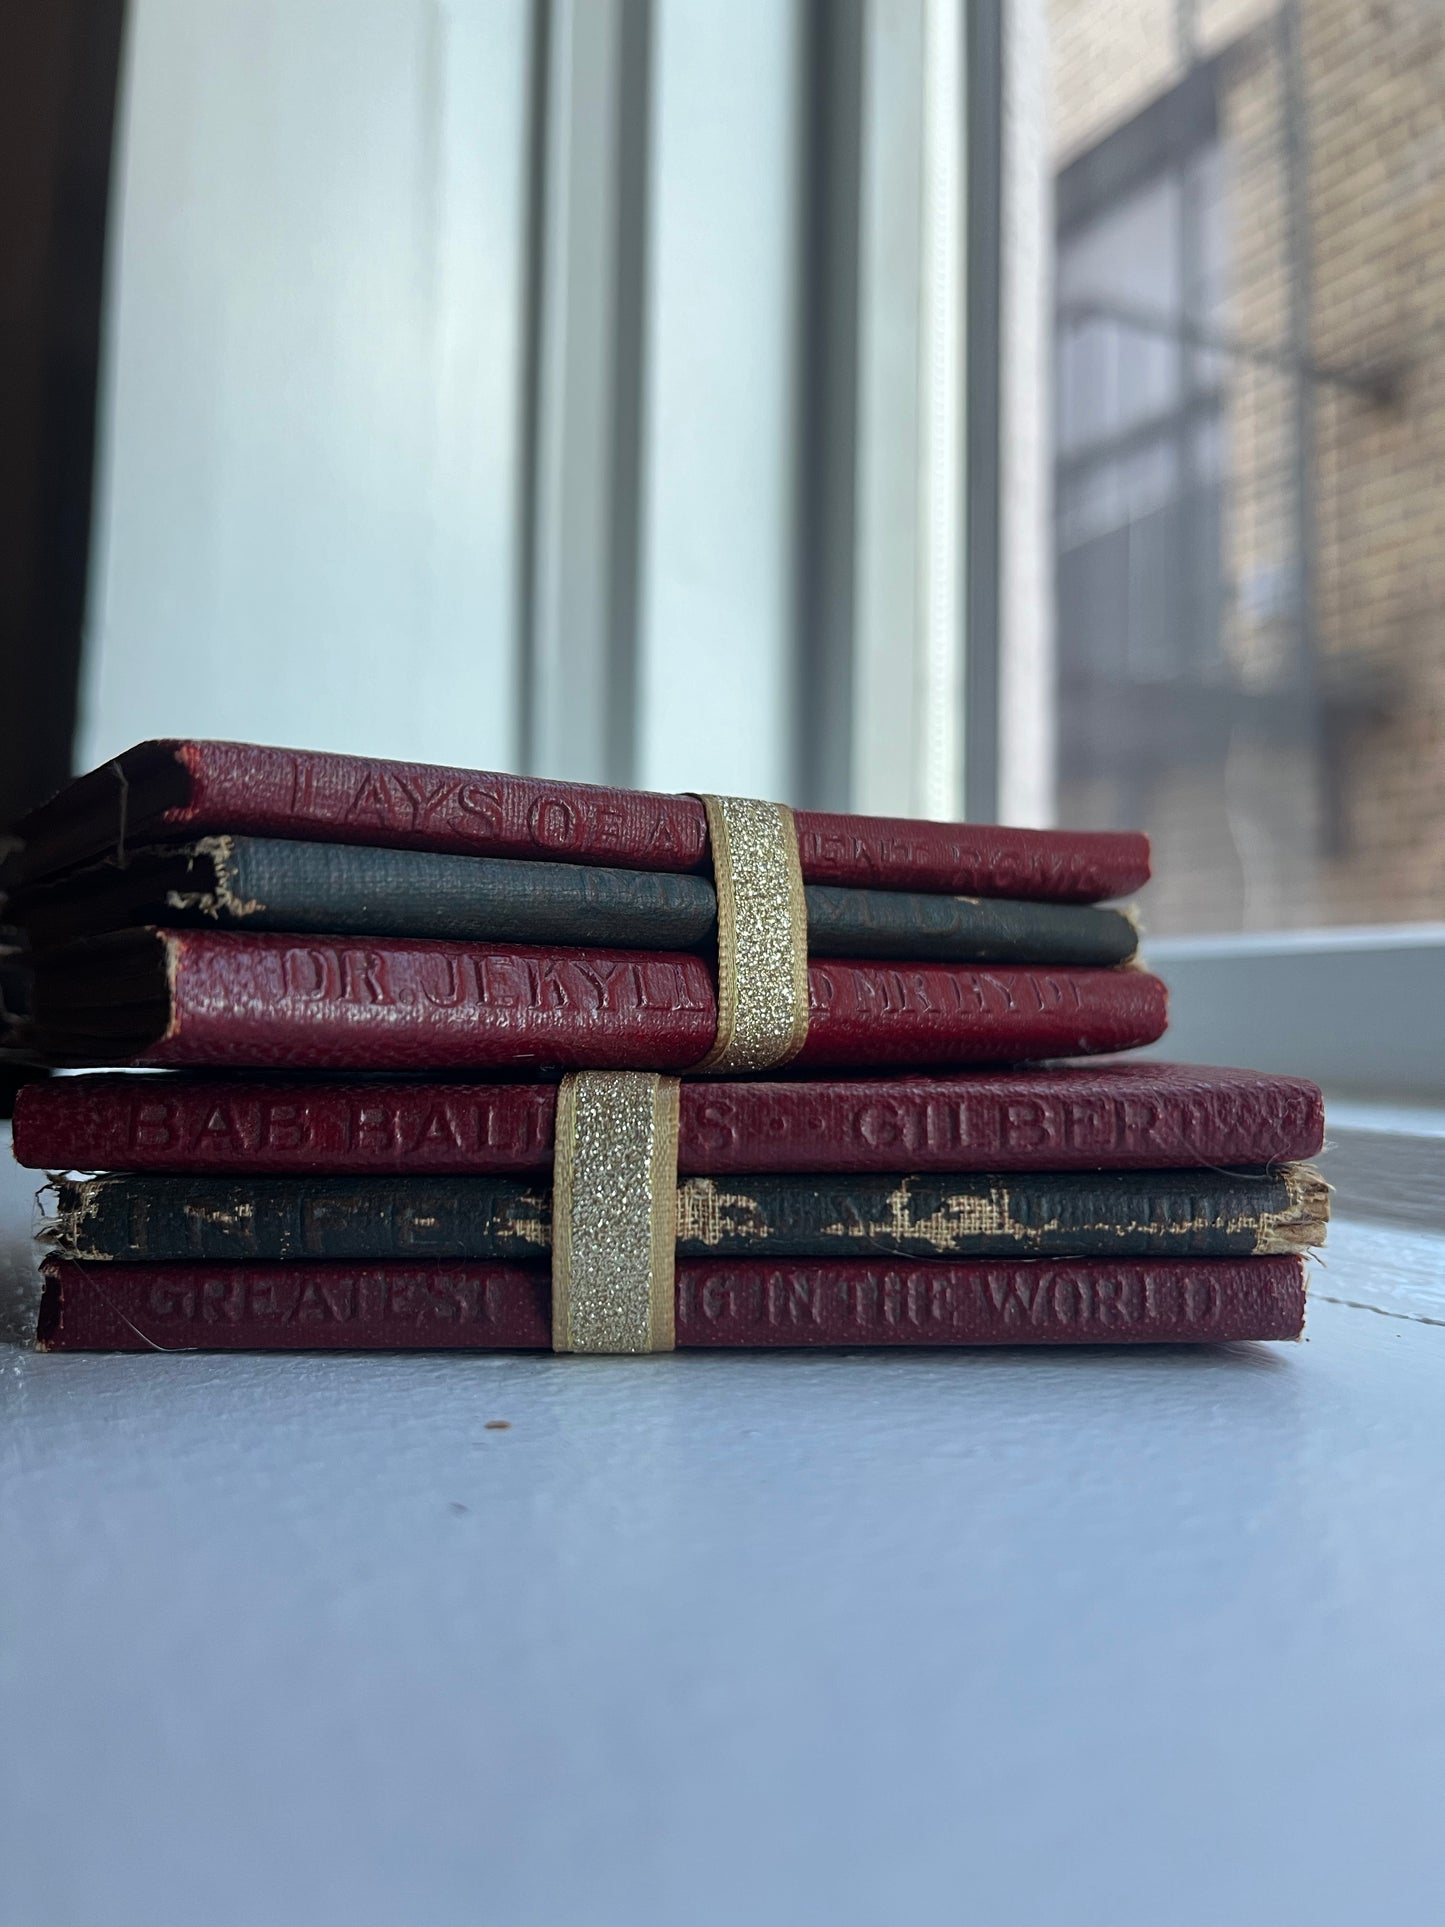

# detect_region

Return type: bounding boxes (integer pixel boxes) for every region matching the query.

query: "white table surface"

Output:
[4,1132,1444,1927]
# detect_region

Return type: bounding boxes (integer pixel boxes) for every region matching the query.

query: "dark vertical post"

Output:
[965,0,1004,823]
[793,0,864,812]
[0,0,128,829]
[515,0,552,780]
[518,0,654,788]
[605,0,654,788]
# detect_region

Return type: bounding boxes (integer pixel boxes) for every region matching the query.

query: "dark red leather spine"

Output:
[12,1062,1326,1176]
[37,1259,553,1350]
[106,742,1151,899]
[792,962,1165,1069]
[679,1063,1323,1171]
[36,1255,1305,1350]
[792,812,1149,900]
[176,741,712,872]
[142,931,718,1071]
[123,931,1165,1073]
[675,1254,1305,1345]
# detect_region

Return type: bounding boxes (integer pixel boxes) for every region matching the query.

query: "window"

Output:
[1049,1,1444,941]
[4,0,1441,1099]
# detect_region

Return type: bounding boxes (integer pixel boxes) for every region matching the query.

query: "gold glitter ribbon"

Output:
[551,1071,680,1353]
[689,794,810,1073]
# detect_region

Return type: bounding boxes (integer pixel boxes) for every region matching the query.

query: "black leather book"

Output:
[8,834,1139,966]
[47,1167,1326,1264]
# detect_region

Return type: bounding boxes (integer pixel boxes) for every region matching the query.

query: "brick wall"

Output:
[1053,0,1445,930]
[1307,0,1445,924]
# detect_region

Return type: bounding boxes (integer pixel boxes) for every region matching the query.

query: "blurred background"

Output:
[3,0,1442,941]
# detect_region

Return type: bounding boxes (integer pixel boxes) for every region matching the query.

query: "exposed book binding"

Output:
[44,1166,1329,1265]
[36,1253,1308,1350]
[11,1062,1326,1175]
[6,740,1151,901]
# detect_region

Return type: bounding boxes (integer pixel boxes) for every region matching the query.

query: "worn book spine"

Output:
[35,1253,1307,1350]
[11,835,1141,965]
[13,841,718,955]
[10,1064,1328,1176]
[11,738,1151,900]
[46,1168,1328,1264]
[31,929,1168,1072]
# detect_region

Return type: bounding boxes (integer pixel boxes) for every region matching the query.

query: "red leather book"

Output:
[8,739,1150,901]
[12,1061,1325,1175]
[23,928,1167,1072]
[35,1253,1306,1350]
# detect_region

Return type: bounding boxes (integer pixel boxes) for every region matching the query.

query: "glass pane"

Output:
[1049,0,1442,932]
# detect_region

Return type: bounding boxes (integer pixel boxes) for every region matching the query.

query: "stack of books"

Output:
[2,739,1326,1352]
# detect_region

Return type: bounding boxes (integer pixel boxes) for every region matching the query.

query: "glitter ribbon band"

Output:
[551,1071,680,1354]
[689,794,810,1074]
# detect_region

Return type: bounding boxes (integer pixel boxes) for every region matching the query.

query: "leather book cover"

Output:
[7,739,1150,901]
[35,1252,1307,1350]
[20,928,1168,1072]
[47,1166,1328,1264]
[11,1061,1327,1176]
[10,833,1140,967]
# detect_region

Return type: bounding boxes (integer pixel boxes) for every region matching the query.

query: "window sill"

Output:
[1317,1095,1445,1238]
[1144,924,1445,1098]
